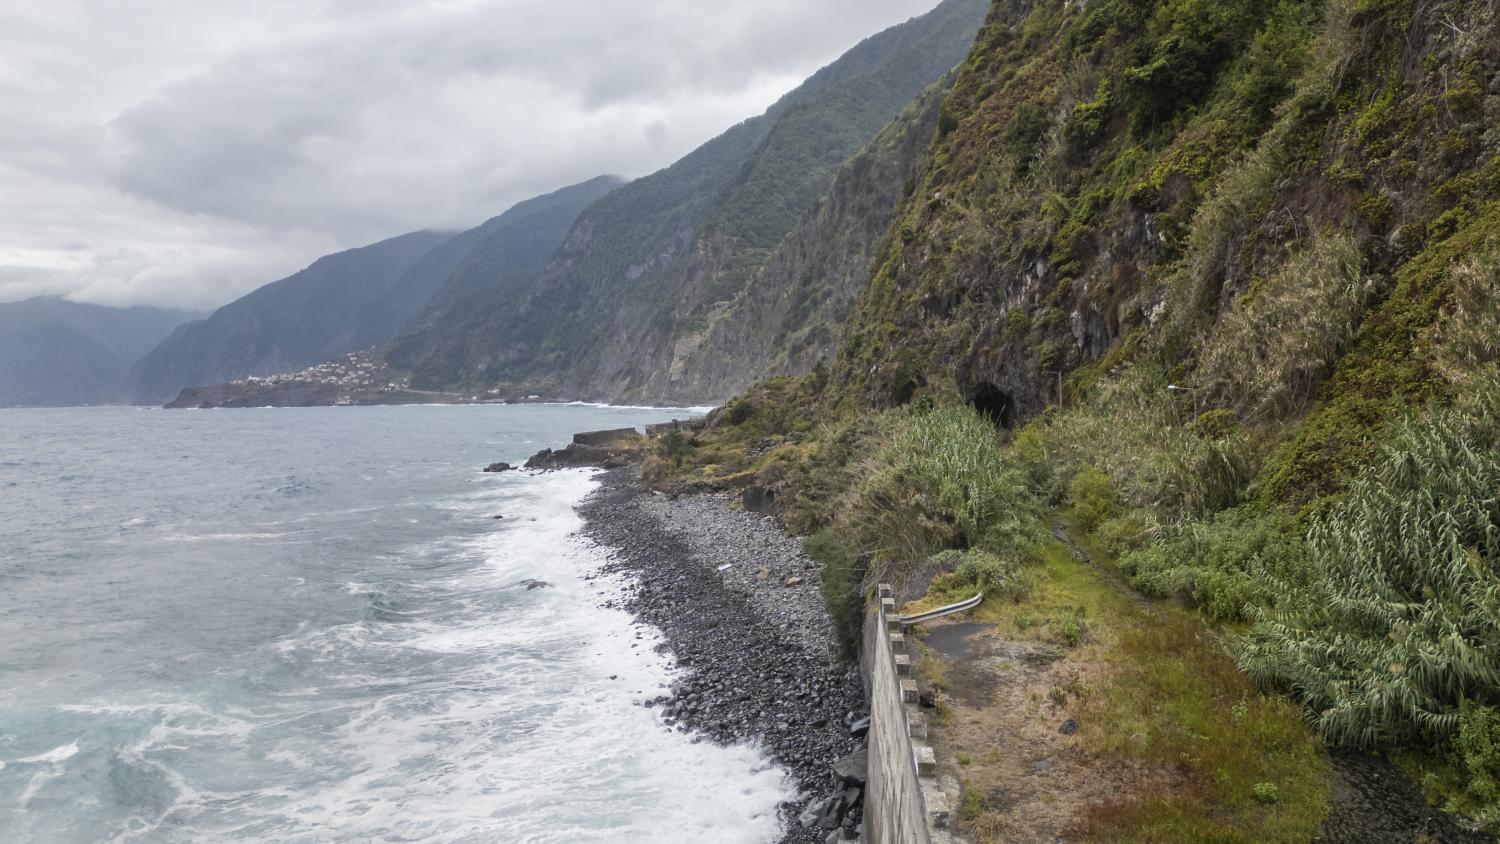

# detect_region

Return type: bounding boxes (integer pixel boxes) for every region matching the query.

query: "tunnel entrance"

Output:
[966,381,1015,429]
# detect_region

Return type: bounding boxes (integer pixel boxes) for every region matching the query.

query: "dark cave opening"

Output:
[966,381,1015,429]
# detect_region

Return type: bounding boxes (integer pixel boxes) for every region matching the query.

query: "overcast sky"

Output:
[0,0,944,311]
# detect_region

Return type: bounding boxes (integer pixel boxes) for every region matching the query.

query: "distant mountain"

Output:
[385,176,628,376]
[392,0,989,402]
[131,175,620,403]
[0,298,200,407]
[130,230,450,403]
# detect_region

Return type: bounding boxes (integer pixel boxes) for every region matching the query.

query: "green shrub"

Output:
[1121,508,1308,623]
[1070,467,1119,531]
[1095,511,1158,556]
[929,548,1033,602]
[805,529,865,657]
[1060,613,1089,647]
[1458,705,1500,807]
[724,398,756,425]
[1004,100,1050,176]
[1028,365,1253,518]
[1252,782,1280,804]
[1066,80,1113,146]
[659,429,691,462]
[1237,378,1500,747]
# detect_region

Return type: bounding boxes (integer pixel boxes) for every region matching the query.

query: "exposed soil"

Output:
[918,618,1166,843]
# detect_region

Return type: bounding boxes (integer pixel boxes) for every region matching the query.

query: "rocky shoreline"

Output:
[577,467,868,843]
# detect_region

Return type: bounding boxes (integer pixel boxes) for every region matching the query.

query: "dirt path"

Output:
[918,618,1165,842]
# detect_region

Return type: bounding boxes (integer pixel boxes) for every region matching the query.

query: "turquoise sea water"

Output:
[0,405,789,843]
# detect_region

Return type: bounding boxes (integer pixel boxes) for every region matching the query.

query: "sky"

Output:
[0,0,946,311]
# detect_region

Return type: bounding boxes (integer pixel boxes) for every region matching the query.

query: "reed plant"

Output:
[1237,376,1500,748]
[847,403,1037,580]
[1426,244,1500,391]
[1028,364,1253,519]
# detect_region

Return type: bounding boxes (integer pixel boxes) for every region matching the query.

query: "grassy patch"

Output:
[951,538,1331,842]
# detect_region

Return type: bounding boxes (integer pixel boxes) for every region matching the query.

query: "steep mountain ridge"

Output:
[0,298,200,406]
[132,176,620,403]
[384,176,625,381]
[398,0,990,402]
[131,230,451,403]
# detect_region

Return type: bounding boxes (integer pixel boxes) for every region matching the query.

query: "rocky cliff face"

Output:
[831,0,1499,502]
[661,75,955,404]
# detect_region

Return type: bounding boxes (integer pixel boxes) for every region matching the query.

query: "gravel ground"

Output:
[578,468,866,844]
[638,491,841,658]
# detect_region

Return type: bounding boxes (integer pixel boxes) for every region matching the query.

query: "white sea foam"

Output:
[161,531,297,542]
[9,740,80,766]
[563,400,714,414]
[238,469,789,842]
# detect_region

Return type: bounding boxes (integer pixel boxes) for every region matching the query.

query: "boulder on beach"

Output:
[832,748,867,788]
[483,462,515,473]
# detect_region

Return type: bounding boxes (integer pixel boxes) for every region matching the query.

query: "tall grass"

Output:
[847,403,1036,580]
[1427,243,1500,391]
[1199,231,1371,421]
[1237,376,1500,747]
[1027,364,1253,518]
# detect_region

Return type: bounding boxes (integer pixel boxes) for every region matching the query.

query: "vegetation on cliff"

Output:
[646,0,1500,836]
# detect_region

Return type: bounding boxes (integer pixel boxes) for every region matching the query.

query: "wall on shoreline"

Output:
[862,585,952,844]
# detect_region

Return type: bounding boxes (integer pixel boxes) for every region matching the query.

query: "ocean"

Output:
[0,404,790,843]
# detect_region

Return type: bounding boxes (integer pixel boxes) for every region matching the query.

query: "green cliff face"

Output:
[383,176,624,383]
[402,0,990,402]
[833,0,1497,502]
[656,0,1500,833]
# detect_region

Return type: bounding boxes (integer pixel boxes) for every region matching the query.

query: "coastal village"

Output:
[229,351,407,403]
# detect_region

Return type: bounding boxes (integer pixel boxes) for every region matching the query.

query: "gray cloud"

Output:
[0,0,947,311]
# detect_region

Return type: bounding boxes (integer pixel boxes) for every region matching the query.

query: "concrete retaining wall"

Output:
[862,584,951,844]
[570,427,642,447]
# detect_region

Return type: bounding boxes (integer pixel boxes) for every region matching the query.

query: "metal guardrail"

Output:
[896,592,983,626]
